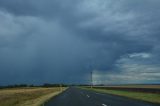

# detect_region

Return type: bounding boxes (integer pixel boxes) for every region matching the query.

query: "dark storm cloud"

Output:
[0,0,160,85]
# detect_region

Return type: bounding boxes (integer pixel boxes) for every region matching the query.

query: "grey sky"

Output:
[0,0,160,85]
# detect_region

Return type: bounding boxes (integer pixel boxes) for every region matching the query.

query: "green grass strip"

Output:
[83,88,160,104]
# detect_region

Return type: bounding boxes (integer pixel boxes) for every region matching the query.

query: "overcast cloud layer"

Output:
[0,0,160,85]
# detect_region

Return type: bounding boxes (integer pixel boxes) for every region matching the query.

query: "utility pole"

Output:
[91,71,93,88]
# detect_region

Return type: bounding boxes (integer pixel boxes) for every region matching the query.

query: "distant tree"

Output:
[29,84,34,87]
[42,83,67,87]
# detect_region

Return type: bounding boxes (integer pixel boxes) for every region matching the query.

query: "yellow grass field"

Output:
[0,87,66,106]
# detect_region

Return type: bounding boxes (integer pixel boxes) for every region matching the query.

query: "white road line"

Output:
[87,95,90,98]
[102,104,107,106]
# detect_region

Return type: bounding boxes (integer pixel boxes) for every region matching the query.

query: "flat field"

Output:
[92,85,160,93]
[83,85,160,104]
[0,87,64,106]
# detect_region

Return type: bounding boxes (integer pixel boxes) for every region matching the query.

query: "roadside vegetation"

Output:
[82,85,160,104]
[0,86,66,106]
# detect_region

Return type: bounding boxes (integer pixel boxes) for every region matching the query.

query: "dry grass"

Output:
[0,87,65,106]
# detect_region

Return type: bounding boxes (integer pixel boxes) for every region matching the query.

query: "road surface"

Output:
[45,87,159,106]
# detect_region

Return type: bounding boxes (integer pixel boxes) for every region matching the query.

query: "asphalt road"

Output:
[45,87,160,106]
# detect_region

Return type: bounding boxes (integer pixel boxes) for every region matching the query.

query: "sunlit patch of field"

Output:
[0,87,65,106]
